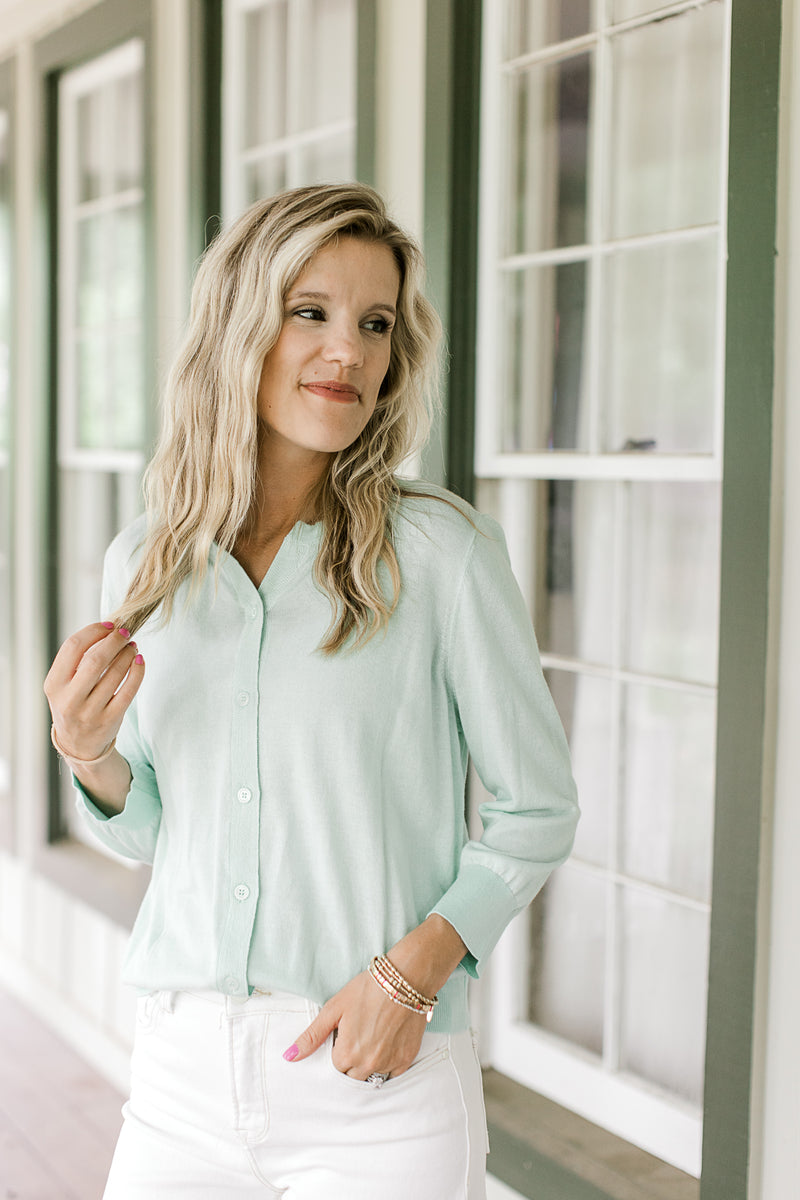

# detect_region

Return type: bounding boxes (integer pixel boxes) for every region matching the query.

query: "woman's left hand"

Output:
[283,914,467,1080]
[284,969,427,1080]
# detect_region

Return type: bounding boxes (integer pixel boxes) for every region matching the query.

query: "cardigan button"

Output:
[237,787,252,804]
[234,884,250,901]
[237,691,250,706]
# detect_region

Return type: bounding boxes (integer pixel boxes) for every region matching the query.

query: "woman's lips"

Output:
[303,381,360,403]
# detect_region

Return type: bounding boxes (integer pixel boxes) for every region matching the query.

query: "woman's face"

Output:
[257,237,401,459]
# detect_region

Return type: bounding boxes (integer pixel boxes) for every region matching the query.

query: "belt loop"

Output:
[161,990,176,1014]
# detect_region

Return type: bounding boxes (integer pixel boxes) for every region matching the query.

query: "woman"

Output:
[44,183,578,1200]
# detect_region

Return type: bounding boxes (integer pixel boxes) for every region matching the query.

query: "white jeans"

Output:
[104,989,489,1199]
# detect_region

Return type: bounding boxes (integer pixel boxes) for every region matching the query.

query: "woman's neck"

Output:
[243,425,331,547]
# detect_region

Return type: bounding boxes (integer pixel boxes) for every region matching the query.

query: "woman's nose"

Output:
[321,322,363,367]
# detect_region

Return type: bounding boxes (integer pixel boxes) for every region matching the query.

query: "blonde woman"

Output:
[44,183,579,1200]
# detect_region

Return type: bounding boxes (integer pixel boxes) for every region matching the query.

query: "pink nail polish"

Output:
[119,627,131,639]
[102,621,115,630]
[283,1044,299,1062]
[134,654,144,665]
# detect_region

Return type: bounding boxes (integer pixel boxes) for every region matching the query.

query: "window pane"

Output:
[626,483,721,684]
[504,0,592,56]
[609,5,725,239]
[245,1,288,148]
[109,332,146,450]
[296,131,355,187]
[76,214,107,328]
[528,866,606,1054]
[308,0,356,128]
[245,154,288,206]
[112,71,143,192]
[111,206,144,321]
[538,481,615,665]
[505,53,591,255]
[622,684,716,901]
[501,260,589,452]
[603,235,719,454]
[77,89,105,201]
[620,890,709,1104]
[547,669,612,867]
[611,0,687,23]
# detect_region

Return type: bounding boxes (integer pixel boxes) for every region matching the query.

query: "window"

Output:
[54,39,149,841]
[475,0,729,1175]
[0,87,12,844]
[222,0,357,218]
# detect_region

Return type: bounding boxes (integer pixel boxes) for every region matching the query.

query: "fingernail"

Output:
[283,1044,299,1062]
[119,627,131,639]
[134,654,144,665]
[102,621,115,629]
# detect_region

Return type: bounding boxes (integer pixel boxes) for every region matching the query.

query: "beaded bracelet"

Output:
[51,723,117,767]
[368,955,439,1022]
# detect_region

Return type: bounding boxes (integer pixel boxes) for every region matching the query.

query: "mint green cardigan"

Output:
[75,484,579,1032]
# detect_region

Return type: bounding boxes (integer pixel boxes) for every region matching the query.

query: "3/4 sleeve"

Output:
[430,513,579,976]
[72,527,162,865]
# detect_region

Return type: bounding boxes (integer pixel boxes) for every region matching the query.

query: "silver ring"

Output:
[365,1071,390,1088]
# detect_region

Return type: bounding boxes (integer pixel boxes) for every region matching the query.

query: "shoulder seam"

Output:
[442,525,480,687]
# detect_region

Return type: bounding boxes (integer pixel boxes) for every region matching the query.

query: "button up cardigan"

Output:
[75,483,579,1032]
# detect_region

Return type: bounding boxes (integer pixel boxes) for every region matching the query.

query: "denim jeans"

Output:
[104,988,489,1199]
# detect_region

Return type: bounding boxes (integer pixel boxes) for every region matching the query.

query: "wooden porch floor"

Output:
[0,987,124,1200]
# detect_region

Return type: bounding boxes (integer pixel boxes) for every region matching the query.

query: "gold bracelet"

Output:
[375,955,437,1007]
[368,956,439,1022]
[51,724,117,766]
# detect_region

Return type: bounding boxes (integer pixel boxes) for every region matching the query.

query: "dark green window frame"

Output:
[33,0,156,926]
[423,0,782,1196]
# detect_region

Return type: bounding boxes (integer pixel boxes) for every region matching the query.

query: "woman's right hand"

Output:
[44,622,145,815]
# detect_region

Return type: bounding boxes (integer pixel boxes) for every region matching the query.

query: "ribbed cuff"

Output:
[429,864,520,979]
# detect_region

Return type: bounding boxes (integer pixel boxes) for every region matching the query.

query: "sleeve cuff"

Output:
[73,767,161,863]
[429,864,521,979]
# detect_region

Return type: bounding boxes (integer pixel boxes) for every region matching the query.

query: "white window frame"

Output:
[476,0,733,1177]
[57,38,146,475]
[222,0,357,222]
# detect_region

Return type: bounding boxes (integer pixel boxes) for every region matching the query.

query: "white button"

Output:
[237,691,249,706]
[237,787,252,804]
[224,977,238,994]
[234,884,250,901]
[247,605,259,620]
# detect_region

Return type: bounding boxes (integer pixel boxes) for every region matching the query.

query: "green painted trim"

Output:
[422,0,481,498]
[355,0,377,187]
[192,0,222,252]
[700,1,782,1197]
[33,0,154,843]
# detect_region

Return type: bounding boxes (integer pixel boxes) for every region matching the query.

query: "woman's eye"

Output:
[363,317,392,335]
[291,306,325,321]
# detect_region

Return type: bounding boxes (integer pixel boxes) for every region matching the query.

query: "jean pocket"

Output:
[326,1032,450,1092]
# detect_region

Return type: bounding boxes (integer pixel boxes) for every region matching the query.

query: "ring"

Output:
[365,1071,390,1088]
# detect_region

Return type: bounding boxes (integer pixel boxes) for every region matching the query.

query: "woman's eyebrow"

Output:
[288,289,397,316]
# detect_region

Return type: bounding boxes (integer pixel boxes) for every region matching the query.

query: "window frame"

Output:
[31,0,156,926]
[425,0,782,1194]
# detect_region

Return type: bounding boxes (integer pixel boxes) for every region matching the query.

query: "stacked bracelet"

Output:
[368,955,439,1023]
[51,724,117,767]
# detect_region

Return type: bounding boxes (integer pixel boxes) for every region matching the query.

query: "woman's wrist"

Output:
[386,914,468,999]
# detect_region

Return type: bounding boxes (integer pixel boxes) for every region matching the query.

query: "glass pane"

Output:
[294,131,355,188]
[505,53,591,255]
[76,332,108,449]
[528,867,605,1054]
[609,5,725,238]
[245,154,288,205]
[546,669,612,867]
[611,0,685,22]
[76,214,107,328]
[112,71,143,192]
[501,260,589,452]
[603,235,719,454]
[112,205,144,321]
[620,890,709,1104]
[538,481,615,664]
[245,1,288,148]
[626,483,721,684]
[505,0,592,57]
[622,684,716,901]
[308,0,356,128]
[109,331,146,450]
[77,89,106,202]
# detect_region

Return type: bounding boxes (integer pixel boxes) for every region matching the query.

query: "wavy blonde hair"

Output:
[111,183,443,652]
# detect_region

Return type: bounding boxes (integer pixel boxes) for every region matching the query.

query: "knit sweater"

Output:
[75,483,579,1032]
